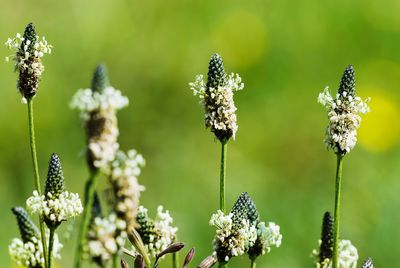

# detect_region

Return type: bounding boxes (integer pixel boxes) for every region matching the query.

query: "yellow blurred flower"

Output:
[358,89,400,152]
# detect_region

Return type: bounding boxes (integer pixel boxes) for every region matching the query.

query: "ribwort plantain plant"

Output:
[27,154,83,267]
[318,65,370,268]
[189,53,244,213]
[5,22,379,267]
[5,22,53,268]
[71,64,129,267]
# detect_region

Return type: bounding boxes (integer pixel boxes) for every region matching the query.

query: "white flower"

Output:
[312,239,358,268]
[9,231,62,267]
[4,32,52,80]
[110,150,145,228]
[255,221,282,255]
[5,26,53,102]
[70,87,129,116]
[189,73,244,140]
[210,210,257,262]
[87,213,127,263]
[70,86,128,169]
[26,190,83,223]
[135,205,178,258]
[318,86,370,154]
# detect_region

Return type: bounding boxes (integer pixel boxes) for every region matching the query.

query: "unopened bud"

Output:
[197,255,217,268]
[182,248,195,268]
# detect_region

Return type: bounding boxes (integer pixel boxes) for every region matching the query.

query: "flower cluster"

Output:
[318,66,370,155]
[210,193,282,263]
[312,239,358,268]
[71,64,129,169]
[9,233,62,268]
[210,210,257,262]
[189,54,244,142]
[87,213,127,265]
[9,207,62,267]
[5,23,52,102]
[250,221,282,256]
[26,154,83,228]
[27,190,83,225]
[110,150,145,229]
[135,205,178,258]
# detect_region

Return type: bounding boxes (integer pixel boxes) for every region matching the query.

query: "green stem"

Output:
[74,169,99,268]
[173,252,179,268]
[27,99,48,268]
[47,226,56,268]
[218,262,228,268]
[112,253,118,268]
[332,154,344,268]
[250,259,256,268]
[220,141,227,213]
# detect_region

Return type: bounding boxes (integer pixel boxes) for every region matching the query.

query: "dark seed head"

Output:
[11,207,39,243]
[319,211,334,263]
[231,192,259,226]
[338,65,355,97]
[21,23,37,53]
[206,53,227,90]
[91,64,110,93]
[45,153,65,200]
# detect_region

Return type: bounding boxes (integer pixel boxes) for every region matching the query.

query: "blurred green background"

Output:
[1,0,400,267]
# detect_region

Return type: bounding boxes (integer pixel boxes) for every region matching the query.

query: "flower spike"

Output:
[318,65,370,155]
[207,53,227,89]
[5,22,52,102]
[189,53,244,142]
[92,63,110,93]
[45,153,65,200]
[319,212,334,263]
[338,65,355,97]
[11,207,39,243]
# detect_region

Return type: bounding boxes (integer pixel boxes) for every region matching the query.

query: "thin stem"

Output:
[173,252,179,268]
[47,226,56,268]
[27,99,48,268]
[220,141,227,213]
[250,259,256,268]
[332,154,344,268]
[112,253,118,268]
[74,169,99,268]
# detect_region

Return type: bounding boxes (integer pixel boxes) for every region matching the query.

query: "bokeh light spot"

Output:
[359,89,400,152]
[212,10,268,69]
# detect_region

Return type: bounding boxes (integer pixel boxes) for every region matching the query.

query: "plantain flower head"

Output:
[109,149,145,230]
[26,154,83,228]
[210,193,282,263]
[70,64,128,169]
[312,239,358,268]
[189,53,244,142]
[5,23,52,102]
[318,65,370,155]
[9,207,62,267]
[135,205,178,258]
